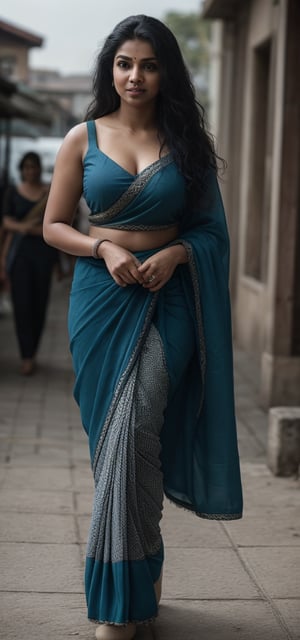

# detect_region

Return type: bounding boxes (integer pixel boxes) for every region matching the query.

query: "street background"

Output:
[0,278,299,640]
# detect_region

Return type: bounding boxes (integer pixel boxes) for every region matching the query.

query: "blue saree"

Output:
[68,120,243,626]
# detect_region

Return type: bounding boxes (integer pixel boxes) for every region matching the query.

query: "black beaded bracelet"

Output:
[92,238,111,259]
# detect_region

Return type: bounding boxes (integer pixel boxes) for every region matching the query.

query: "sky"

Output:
[1,0,203,76]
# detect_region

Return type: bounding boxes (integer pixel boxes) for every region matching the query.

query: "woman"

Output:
[2,151,57,375]
[43,15,243,640]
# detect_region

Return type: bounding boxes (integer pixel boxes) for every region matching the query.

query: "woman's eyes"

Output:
[144,63,158,71]
[116,61,158,72]
[116,61,129,69]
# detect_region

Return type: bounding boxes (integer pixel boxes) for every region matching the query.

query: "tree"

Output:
[163,11,211,110]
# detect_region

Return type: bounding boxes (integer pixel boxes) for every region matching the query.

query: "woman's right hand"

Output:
[100,241,144,287]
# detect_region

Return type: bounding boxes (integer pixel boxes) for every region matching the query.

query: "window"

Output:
[245,40,272,281]
[0,55,17,80]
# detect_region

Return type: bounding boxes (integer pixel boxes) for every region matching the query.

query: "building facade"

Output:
[0,19,43,83]
[202,0,300,408]
[29,69,92,125]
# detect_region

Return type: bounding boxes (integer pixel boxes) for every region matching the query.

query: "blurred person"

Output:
[0,170,12,316]
[43,15,243,640]
[1,151,57,375]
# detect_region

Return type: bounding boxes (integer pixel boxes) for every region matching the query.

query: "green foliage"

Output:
[163,11,211,75]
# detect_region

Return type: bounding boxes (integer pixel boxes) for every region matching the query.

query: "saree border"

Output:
[164,491,243,521]
[88,154,173,226]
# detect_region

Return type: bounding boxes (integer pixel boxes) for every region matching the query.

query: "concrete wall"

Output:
[0,44,29,82]
[210,0,300,407]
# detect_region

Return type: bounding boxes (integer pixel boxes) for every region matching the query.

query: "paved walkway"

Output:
[0,279,299,640]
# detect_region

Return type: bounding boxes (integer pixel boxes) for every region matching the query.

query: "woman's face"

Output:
[21,159,41,184]
[113,39,160,108]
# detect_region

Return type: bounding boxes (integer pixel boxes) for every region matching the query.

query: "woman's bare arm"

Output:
[43,123,96,257]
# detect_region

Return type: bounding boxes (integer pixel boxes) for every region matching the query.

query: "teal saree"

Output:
[68,123,243,625]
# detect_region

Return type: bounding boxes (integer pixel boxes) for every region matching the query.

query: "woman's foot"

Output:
[20,358,36,376]
[154,569,163,605]
[95,623,136,640]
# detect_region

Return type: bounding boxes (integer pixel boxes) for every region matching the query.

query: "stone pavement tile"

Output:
[0,542,83,592]
[6,444,35,460]
[0,488,74,514]
[72,467,94,491]
[161,501,231,548]
[0,512,77,544]
[33,424,73,439]
[0,467,6,486]
[240,547,300,598]
[235,435,265,460]
[153,600,288,640]
[235,393,258,410]
[75,492,93,515]
[12,422,40,435]
[240,463,300,514]
[77,516,91,543]
[79,543,87,566]
[10,441,69,467]
[163,548,259,599]
[33,445,72,463]
[2,466,73,491]
[273,599,300,639]
[234,350,261,385]
[224,512,300,546]
[13,402,43,413]
[5,449,71,467]
[0,592,90,640]
[238,407,267,432]
[0,414,14,427]
[0,438,10,455]
[70,429,88,444]
[41,410,70,423]
[71,442,91,463]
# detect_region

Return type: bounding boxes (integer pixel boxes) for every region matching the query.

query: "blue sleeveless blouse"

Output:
[83,120,186,230]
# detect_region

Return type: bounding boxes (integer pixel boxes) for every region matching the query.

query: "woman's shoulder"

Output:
[56,122,88,162]
[64,122,88,145]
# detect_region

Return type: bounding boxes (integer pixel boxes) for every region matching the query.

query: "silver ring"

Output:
[148,275,156,283]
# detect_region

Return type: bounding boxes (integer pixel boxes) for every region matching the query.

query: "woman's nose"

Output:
[129,65,143,84]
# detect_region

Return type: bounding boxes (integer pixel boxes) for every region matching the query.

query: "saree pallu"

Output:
[68,168,243,625]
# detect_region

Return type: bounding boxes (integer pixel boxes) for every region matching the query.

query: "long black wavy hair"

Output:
[85,15,219,206]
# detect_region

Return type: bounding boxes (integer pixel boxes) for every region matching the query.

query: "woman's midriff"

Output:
[89,225,179,251]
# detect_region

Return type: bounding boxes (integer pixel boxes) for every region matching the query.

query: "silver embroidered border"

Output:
[96,222,178,231]
[164,492,242,520]
[88,154,173,225]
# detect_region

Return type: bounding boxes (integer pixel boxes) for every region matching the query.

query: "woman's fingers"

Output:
[112,263,144,287]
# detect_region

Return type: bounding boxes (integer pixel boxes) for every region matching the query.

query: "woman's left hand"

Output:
[138,244,188,291]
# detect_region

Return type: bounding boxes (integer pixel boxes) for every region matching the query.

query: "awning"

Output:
[0,76,51,186]
[0,76,51,124]
[0,118,40,137]
[201,0,241,19]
